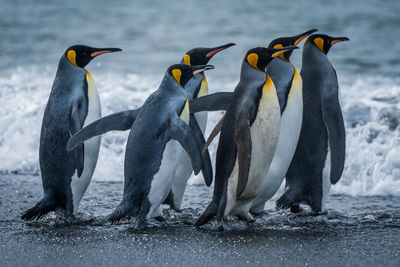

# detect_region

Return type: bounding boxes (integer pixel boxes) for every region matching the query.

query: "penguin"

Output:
[276,34,348,214]
[67,64,214,227]
[21,45,122,221]
[194,46,297,230]
[164,43,236,211]
[249,29,318,215]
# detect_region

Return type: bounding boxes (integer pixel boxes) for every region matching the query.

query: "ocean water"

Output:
[0,0,400,198]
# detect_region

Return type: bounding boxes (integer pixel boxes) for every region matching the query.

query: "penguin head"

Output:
[245,46,298,71]
[168,64,215,87]
[181,43,236,66]
[305,34,349,55]
[267,29,318,61]
[65,45,122,68]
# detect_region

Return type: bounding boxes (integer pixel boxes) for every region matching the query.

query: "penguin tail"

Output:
[108,201,132,223]
[21,197,56,221]
[163,191,180,211]
[276,189,297,210]
[195,201,218,227]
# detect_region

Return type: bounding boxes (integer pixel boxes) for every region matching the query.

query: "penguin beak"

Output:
[91,48,122,58]
[271,46,298,58]
[294,29,318,46]
[192,64,215,75]
[206,43,236,58]
[331,37,350,46]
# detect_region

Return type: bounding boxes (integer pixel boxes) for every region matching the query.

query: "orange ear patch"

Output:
[172,69,182,85]
[67,50,78,66]
[314,37,324,52]
[183,54,191,66]
[247,53,259,69]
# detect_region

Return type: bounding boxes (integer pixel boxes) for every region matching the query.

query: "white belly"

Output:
[321,147,331,212]
[169,111,208,209]
[225,80,281,217]
[71,72,101,212]
[251,78,303,213]
[147,140,181,218]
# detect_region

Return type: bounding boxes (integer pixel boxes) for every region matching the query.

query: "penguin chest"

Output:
[70,72,102,212]
[225,81,281,215]
[264,69,303,188]
[243,84,281,198]
[194,76,208,133]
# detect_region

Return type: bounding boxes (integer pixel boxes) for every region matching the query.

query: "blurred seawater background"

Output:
[0,0,400,196]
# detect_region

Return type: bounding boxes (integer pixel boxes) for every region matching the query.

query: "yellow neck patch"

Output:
[247,53,260,70]
[263,75,274,92]
[314,37,325,53]
[183,54,191,66]
[172,69,182,86]
[67,50,78,67]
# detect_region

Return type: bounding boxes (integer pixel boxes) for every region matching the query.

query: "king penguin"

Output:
[21,45,121,221]
[164,43,236,211]
[194,46,297,230]
[67,64,214,228]
[249,29,317,215]
[276,34,348,214]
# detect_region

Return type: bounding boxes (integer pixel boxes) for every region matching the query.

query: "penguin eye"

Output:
[82,52,88,56]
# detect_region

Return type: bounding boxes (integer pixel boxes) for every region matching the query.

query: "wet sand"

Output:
[1,175,399,266]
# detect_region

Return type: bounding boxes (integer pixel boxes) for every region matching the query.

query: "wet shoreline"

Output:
[1,175,399,266]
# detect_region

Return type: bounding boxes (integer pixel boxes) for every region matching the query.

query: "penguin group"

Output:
[21,29,349,230]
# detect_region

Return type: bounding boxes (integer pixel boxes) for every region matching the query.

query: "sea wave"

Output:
[0,67,399,196]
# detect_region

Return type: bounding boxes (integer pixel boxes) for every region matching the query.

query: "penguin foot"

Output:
[65,215,78,224]
[216,217,225,232]
[290,204,303,213]
[237,214,255,224]
[154,216,165,222]
[250,210,266,217]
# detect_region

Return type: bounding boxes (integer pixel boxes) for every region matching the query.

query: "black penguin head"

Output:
[305,34,349,55]
[65,45,122,68]
[245,46,298,71]
[181,43,236,66]
[267,29,318,61]
[168,64,215,87]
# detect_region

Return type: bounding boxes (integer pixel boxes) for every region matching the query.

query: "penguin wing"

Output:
[189,114,213,186]
[170,116,202,175]
[189,92,233,113]
[234,107,252,197]
[69,98,88,177]
[202,115,225,153]
[321,84,346,184]
[67,109,139,151]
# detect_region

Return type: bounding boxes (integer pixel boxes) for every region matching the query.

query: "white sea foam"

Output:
[0,67,399,196]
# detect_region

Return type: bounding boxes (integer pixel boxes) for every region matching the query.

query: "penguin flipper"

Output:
[69,99,87,177]
[194,201,218,227]
[67,109,139,151]
[202,115,225,153]
[189,92,233,113]
[321,87,346,184]
[170,116,202,175]
[234,108,252,198]
[189,114,213,187]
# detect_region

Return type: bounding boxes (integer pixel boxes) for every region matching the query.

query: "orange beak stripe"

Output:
[206,47,225,58]
[331,40,343,46]
[91,51,111,57]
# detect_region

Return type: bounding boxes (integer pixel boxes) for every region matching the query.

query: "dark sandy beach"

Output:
[1,175,399,266]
